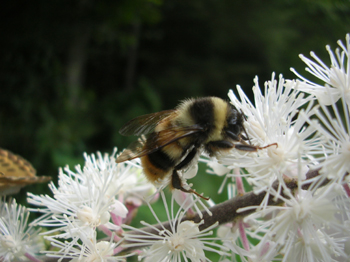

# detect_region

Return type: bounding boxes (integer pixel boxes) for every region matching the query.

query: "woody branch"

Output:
[122,168,331,249]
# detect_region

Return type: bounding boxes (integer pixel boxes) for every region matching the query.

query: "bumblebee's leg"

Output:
[171,169,209,200]
[235,142,278,152]
[175,146,198,170]
[205,140,234,155]
[206,140,278,153]
[171,147,209,200]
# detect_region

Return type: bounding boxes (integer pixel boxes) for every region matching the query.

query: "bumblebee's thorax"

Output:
[175,97,228,142]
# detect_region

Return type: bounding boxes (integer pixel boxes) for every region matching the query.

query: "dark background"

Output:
[1,0,349,200]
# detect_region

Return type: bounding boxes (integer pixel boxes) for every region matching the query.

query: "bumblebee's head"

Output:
[225,104,246,142]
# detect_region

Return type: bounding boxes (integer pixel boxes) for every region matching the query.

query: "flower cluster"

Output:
[204,34,350,261]
[1,34,350,262]
[26,149,156,261]
[123,192,228,262]
[0,199,43,261]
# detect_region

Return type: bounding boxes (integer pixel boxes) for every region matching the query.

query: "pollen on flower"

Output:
[0,235,16,248]
[94,241,114,257]
[292,201,309,222]
[147,220,205,258]
[167,236,185,251]
[76,206,110,227]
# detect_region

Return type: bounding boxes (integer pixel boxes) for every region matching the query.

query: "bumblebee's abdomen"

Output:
[141,148,177,183]
[148,149,176,170]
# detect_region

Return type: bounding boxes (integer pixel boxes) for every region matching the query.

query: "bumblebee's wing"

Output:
[119,109,176,136]
[116,125,204,163]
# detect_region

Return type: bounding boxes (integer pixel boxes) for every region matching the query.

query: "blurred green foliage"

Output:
[0,0,349,205]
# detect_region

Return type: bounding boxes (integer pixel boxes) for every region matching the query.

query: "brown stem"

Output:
[122,168,329,250]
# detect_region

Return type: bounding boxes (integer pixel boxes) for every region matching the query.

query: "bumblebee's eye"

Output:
[228,124,241,134]
[230,124,241,132]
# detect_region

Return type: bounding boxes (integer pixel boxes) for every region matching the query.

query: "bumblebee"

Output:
[116,97,274,199]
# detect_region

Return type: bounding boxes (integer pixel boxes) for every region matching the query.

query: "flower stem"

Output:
[343,183,350,197]
[24,253,42,262]
[238,220,250,251]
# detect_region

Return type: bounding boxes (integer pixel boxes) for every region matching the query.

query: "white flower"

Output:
[216,223,250,262]
[284,229,346,262]
[292,34,350,181]
[222,73,317,194]
[300,93,350,181]
[27,149,143,240]
[216,220,280,262]
[247,240,280,262]
[291,34,350,105]
[241,181,350,261]
[110,156,157,202]
[44,229,126,262]
[123,192,228,262]
[0,199,43,261]
[28,155,123,238]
